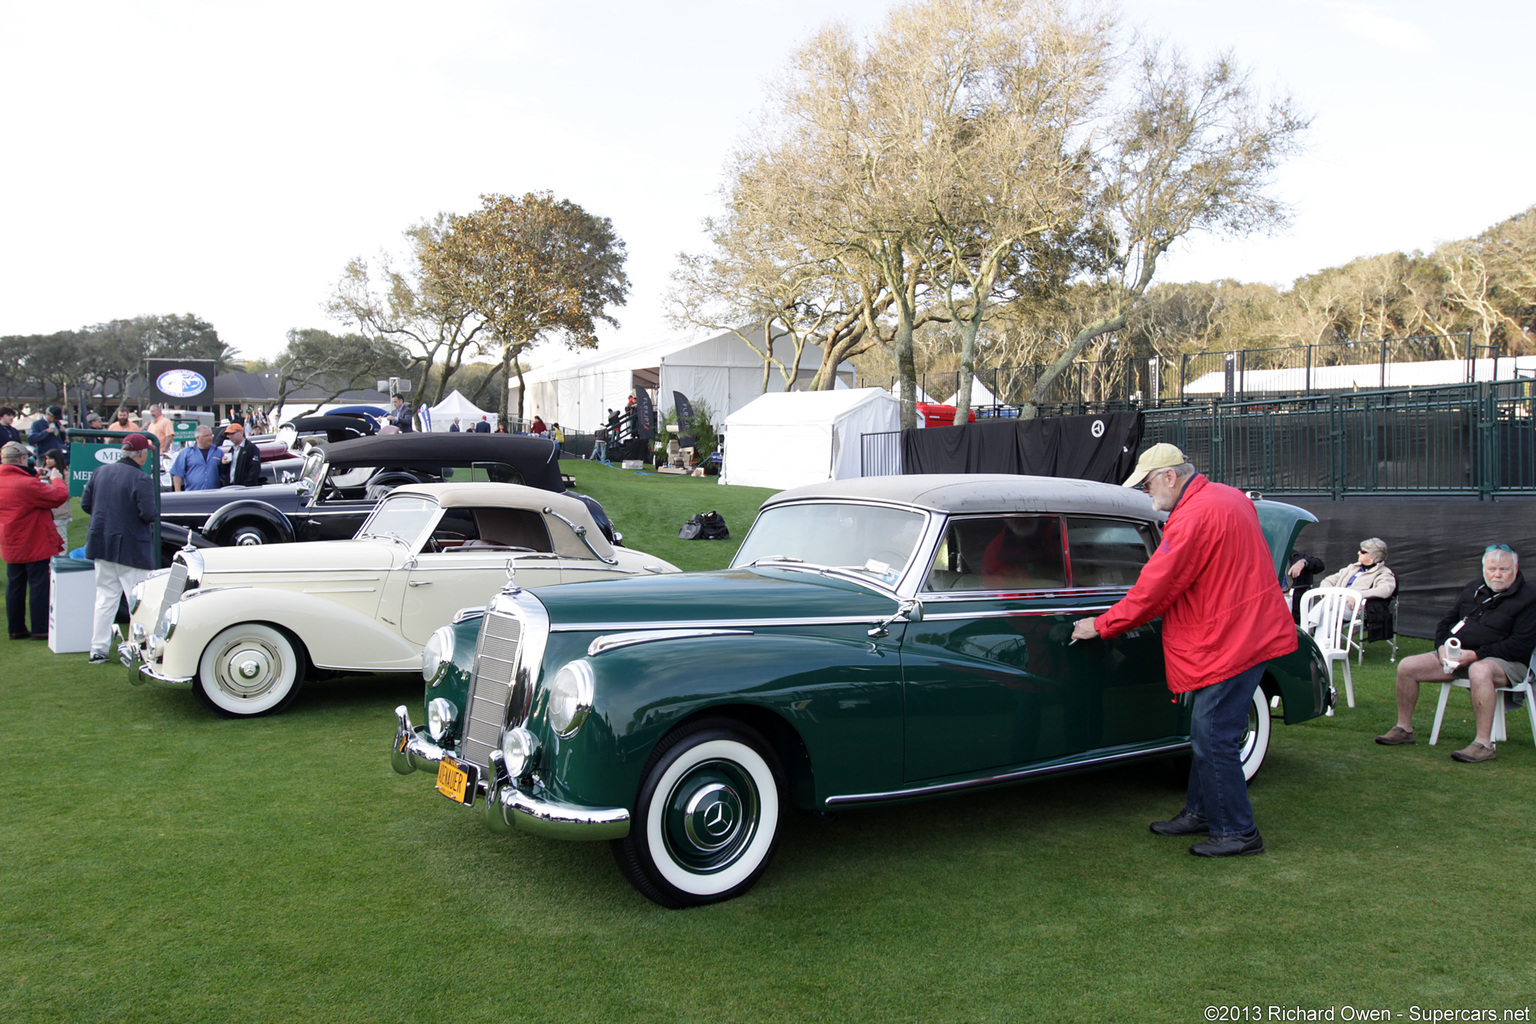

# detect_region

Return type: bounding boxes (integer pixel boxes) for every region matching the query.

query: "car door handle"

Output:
[408,580,432,587]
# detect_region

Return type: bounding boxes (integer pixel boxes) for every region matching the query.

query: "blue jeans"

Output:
[1184,663,1264,838]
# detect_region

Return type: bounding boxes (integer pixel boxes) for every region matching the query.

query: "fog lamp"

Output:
[500,727,538,778]
[426,697,458,742]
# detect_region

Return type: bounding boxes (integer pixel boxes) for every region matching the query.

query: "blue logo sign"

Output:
[157,368,208,399]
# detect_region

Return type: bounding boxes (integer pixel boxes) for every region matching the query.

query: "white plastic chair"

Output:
[1301,587,1363,709]
[1429,665,1536,746]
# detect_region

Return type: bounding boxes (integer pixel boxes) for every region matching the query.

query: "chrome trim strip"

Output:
[919,587,1129,603]
[920,607,1110,621]
[550,615,887,633]
[823,742,1193,806]
[587,628,752,657]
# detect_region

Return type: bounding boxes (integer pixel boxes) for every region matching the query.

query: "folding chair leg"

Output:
[1430,682,1453,745]
[1340,659,1354,709]
[1493,701,1507,744]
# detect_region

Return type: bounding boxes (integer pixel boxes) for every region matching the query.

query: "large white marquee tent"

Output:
[719,388,901,490]
[513,327,854,432]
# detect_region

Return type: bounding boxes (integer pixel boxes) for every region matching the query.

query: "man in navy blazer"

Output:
[81,433,157,664]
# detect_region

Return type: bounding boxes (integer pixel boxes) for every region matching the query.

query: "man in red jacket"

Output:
[0,441,69,639]
[1071,444,1296,857]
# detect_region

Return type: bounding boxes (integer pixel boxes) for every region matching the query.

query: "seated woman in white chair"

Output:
[1317,537,1396,600]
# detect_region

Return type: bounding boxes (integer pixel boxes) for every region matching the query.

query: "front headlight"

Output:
[426,697,458,742]
[128,581,147,615]
[547,660,595,738]
[422,625,454,685]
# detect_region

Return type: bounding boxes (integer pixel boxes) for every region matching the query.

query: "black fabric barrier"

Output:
[1269,494,1536,639]
[902,412,1143,485]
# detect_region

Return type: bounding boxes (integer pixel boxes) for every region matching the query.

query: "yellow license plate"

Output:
[436,757,471,804]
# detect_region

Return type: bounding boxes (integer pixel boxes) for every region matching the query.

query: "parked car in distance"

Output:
[154,432,573,564]
[123,482,679,717]
[391,474,1331,908]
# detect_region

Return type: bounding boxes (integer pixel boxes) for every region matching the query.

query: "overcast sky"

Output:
[2,0,1530,365]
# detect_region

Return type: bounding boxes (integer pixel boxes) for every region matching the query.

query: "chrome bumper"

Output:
[120,642,194,688]
[391,706,629,841]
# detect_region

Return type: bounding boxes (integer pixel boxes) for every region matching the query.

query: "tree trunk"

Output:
[500,344,514,426]
[1025,315,1128,418]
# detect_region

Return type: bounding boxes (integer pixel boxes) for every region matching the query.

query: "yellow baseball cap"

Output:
[1123,443,1188,488]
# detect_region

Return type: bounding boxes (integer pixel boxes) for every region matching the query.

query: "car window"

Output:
[924,515,1065,592]
[439,463,527,485]
[472,508,553,552]
[1064,517,1154,587]
[426,508,481,548]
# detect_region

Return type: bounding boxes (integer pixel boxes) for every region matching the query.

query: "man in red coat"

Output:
[0,441,69,639]
[1071,443,1295,857]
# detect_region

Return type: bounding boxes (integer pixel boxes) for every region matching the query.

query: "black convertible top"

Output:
[322,432,564,492]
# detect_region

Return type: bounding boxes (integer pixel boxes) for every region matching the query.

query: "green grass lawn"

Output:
[3,468,1533,1023]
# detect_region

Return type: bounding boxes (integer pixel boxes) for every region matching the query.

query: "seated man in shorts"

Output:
[1376,544,1536,763]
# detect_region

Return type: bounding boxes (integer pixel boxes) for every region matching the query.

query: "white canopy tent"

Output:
[719,388,901,490]
[427,390,497,432]
[943,377,998,408]
[514,327,854,434]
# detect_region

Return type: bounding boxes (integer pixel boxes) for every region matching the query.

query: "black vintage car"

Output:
[158,433,574,563]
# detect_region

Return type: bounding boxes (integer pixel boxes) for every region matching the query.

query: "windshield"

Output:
[356,494,439,546]
[299,448,326,493]
[731,502,927,581]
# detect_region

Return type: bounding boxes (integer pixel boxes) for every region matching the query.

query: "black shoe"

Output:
[1190,832,1265,857]
[1150,810,1210,836]
[9,632,29,640]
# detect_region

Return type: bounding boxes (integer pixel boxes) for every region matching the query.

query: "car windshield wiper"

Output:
[745,556,804,566]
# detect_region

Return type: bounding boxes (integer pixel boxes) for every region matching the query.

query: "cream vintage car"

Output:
[121,482,680,717]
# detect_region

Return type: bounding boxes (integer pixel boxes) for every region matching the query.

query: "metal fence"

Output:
[866,334,1495,408]
[860,379,1536,498]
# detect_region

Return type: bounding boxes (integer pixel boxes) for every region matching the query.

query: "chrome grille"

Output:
[153,563,189,639]
[462,612,525,768]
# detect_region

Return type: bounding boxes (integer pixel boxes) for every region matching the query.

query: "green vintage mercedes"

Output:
[391,475,1330,907]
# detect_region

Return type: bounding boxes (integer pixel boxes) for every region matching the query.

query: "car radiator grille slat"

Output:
[154,563,188,639]
[462,613,524,768]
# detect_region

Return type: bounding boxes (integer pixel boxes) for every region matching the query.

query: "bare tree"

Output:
[1024,46,1308,414]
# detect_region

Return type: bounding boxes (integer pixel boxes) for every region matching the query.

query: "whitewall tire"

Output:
[1239,685,1273,782]
[614,720,783,908]
[195,623,305,717]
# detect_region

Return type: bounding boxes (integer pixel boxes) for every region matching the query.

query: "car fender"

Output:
[1264,628,1332,723]
[544,629,908,811]
[202,500,296,545]
[153,586,422,680]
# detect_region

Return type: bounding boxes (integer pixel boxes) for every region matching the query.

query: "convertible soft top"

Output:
[322,433,564,493]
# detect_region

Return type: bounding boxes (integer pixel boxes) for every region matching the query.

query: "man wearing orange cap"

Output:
[1071,443,1296,858]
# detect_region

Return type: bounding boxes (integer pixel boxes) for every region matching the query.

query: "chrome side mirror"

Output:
[868,598,922,638]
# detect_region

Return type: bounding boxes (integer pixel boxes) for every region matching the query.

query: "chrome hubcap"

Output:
[215,638,282,698]
[663,759,757,873]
